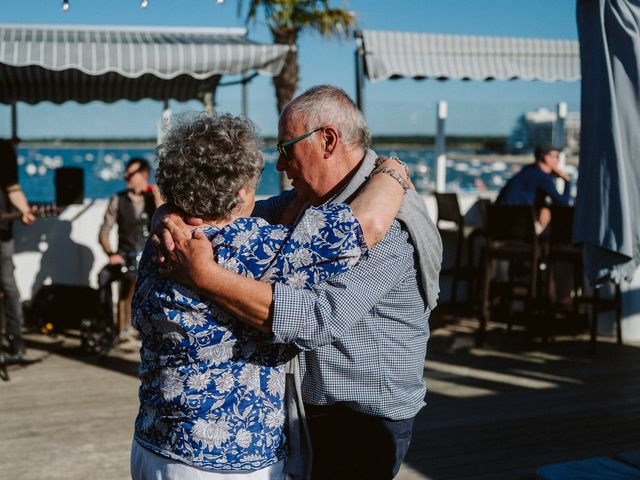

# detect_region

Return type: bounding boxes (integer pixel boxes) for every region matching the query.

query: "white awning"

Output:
[360,30,580,83]
[0,24,291,104]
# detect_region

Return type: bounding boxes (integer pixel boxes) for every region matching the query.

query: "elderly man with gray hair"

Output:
[158,85,442,480]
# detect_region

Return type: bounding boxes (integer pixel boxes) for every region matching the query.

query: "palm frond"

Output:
[239,1,356,34]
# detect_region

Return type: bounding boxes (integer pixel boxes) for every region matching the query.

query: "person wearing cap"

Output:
[0,137,36,362]
[496,143,572,228]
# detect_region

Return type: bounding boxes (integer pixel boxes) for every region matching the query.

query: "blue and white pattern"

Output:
[131,204,365,472]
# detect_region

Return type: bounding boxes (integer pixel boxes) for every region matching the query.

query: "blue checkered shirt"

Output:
[254,192,430,421]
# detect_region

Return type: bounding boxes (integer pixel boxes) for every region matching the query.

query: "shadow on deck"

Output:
[1,308,639,480]
[399,305,640,480]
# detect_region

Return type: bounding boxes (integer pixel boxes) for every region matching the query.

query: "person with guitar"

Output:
[97,157,162,342]
[0,137,36,363]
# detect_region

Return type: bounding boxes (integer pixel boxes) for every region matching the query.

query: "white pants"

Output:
[130,440,290,480]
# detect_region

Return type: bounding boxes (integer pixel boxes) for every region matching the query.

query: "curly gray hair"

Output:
[156,113,264,220]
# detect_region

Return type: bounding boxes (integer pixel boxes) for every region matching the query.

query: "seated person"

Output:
[130,112,411,479]
[97,157,162,337]
[496,143,572,229]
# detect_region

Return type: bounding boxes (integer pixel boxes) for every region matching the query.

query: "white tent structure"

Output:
[356,30,580,85]
[354,29,580,191]
[0,23,292,299]
[0,24,292,134]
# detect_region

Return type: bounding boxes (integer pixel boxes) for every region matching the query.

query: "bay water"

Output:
[17,146,519,203]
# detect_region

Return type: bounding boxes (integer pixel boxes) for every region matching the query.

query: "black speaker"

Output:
[26,284,100,332]
[55,167,84,205]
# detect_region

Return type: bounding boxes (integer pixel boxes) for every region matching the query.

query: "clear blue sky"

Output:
[0,0,579,139]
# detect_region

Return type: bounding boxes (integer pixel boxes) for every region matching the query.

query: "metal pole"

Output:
[11,102,17,140]
[435,101,448,192]
[554,101,567,163]
[354,32,365,114]
[242,74,248,117]
[554,101,567,191]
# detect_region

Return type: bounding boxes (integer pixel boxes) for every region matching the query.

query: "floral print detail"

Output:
[236,429,253,449]
[197,339,236,365]
[265,409,286,429]
[192,417,233,450]
[132,204,365,471]
[186,372,211,391]
[286,271,310,289]
[160,369,184,400]
[267,370,286,397]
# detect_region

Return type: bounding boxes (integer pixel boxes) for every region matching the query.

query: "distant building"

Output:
[507,107,580,154]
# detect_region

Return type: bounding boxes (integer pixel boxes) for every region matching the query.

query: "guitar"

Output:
[1,204,62,221]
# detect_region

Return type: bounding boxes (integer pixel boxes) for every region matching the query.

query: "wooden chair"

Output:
[434,193,486,306]
[589,282,622,353]
[478,205,540,346]
[544,205,585,335]
[547,206,622,352]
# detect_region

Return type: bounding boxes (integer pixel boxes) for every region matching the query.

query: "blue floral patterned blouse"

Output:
[131,204,366,472]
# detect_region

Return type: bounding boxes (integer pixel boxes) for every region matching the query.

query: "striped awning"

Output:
[360,30,580,83]
[0,24,291,104]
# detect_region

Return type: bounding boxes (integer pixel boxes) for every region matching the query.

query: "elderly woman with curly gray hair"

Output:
[129,112,411,480]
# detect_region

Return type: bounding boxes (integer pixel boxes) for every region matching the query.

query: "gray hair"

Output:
[283,85,371,151]
[156,113,264,220]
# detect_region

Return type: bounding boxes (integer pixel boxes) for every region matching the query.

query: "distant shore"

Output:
[17,134,508,150]
[447,152,579,165]
[17,137,578,165]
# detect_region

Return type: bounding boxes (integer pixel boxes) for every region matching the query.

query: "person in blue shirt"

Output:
[496,144,572,227]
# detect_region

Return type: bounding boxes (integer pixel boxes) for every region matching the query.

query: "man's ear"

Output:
[322,126,339,158]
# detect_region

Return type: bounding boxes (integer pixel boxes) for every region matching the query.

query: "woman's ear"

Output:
[322,126,339,158]
[236,185,256,217]
[237,186,249,205]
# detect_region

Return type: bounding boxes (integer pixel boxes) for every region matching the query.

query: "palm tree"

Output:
[240,0,357,113]
[238,1,357,190]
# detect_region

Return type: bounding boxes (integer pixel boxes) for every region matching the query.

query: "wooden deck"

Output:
[2,312,640,480]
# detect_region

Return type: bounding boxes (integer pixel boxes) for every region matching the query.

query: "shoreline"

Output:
[17,140,579,165]
[447,152,579,165]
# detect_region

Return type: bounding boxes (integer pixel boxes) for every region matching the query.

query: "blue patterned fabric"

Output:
[131,204,365,472]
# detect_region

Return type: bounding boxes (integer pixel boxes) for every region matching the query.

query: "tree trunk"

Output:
[271,26,300,113]
[271,27,300,191]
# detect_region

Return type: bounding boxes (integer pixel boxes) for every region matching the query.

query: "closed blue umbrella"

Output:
[574,0,640,284]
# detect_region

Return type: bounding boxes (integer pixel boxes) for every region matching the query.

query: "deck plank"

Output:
[1,315,640,480]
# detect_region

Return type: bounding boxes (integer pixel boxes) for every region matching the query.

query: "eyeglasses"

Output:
[276,127,324,158]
